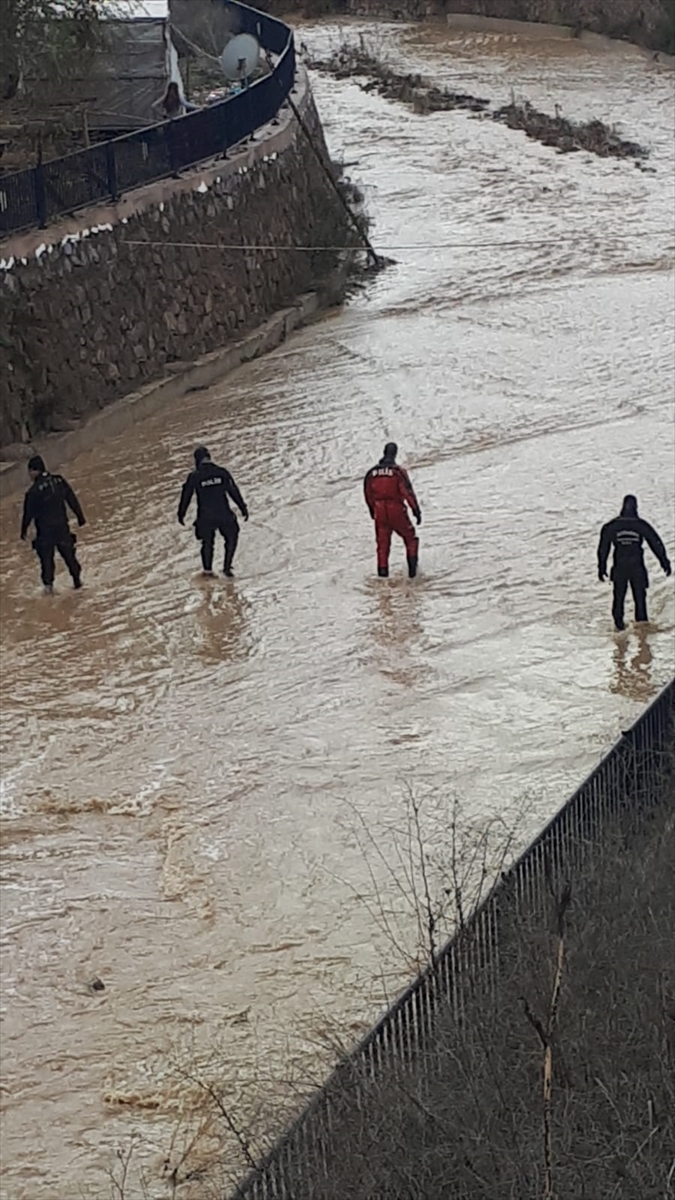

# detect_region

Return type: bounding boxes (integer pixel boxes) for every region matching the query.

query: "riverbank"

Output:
[271,0,675,55]
[0,66,363,457]
[0,291,331,499]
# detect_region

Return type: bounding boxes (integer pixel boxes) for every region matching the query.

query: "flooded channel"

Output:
[1,20,673,1199]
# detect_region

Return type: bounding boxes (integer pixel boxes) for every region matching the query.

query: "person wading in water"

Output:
[364,443,421,578]
[597,494,671,630]
[20,455,86,594]
[178,446,249,578]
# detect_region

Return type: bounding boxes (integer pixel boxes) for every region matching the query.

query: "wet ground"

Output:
[0,21,673,1200]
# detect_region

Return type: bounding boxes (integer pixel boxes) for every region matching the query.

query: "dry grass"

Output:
[271,791,675,1200]
[100,752,674,1199]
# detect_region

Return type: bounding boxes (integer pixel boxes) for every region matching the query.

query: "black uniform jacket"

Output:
[597,516,670,580]
[21,472,85,541]
[178,461,248,528]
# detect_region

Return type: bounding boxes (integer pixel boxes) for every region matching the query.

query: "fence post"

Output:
[34,164,47,229]
[106,142,119,202]
[1,3,299,235]
[166,122,179,179]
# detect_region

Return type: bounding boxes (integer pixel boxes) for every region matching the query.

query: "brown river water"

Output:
[0,21,673,1200]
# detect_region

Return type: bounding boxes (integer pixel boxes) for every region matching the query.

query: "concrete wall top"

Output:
[0,67,311,263]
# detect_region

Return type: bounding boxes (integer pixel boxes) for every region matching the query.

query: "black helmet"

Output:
[621,494,638,517]
[382,442,398,462]
[28,455,46,474]
[194,446,210,467]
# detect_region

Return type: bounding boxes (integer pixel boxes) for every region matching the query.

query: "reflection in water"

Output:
[610,626,656,702]
[369,580,424,688]
[193,579,250,666]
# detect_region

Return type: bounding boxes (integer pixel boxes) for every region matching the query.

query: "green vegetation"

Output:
[0,0,102,103]
[0,0,104,170]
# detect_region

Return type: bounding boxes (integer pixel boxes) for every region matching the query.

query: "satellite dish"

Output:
[220,33,260,83]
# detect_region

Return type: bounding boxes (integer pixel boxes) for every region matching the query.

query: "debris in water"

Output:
[307,41,648,162]
[491,101,648,160]
[307,43,489,114]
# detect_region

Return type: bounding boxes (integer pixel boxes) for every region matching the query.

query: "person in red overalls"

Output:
[364,443,422,578]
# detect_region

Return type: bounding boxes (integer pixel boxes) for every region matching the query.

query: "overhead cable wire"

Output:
[119,235,675,254]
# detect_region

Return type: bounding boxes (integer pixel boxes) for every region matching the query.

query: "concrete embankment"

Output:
[0,293,328,499]
[0,66,359,486]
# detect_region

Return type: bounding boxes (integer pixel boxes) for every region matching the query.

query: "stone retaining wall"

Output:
[0,69,355,451]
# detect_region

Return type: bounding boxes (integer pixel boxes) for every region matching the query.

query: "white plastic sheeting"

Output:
[108,1,169,16]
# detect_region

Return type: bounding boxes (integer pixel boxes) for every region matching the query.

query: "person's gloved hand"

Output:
[20,533,27,542]
[664,562,672,577]
[598,569,607,582]
[415,510,422,526]
[78,517,86,528]
[242,510,249,523]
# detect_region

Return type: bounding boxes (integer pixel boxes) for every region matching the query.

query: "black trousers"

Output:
[612,568,648,628]
[198,515,239,573]
[34,533,81,587]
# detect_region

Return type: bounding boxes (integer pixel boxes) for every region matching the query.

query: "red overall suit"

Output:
[364,459,421,576]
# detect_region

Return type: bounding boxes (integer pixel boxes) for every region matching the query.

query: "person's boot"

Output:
[407,556,418,579]
[43,583,54,595]
[614,619,626,632]
[72,571,82,590]
[377,566,389,578]
[223,542,236,577]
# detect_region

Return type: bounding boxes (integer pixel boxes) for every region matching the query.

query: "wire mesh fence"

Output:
[229,678,675,1200]
[0,2,295,238]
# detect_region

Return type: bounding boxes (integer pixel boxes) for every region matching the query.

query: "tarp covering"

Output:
[108,1,169,16]
[27,17,181,132]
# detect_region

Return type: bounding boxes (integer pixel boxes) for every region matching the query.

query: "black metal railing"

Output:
[230,678,675,1199]
[0,2,295,237]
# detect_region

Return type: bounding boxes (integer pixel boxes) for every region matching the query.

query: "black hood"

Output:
[621,494,638,518]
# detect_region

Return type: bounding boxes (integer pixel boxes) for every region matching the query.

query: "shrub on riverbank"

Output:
[104,756,675,1198]
[259,788,675,1199]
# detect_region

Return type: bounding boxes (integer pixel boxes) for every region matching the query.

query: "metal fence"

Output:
[230,677,675,1199]
[0,2,295,238]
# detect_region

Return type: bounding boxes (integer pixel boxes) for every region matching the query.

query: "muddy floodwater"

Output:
[1,21,673,1200]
